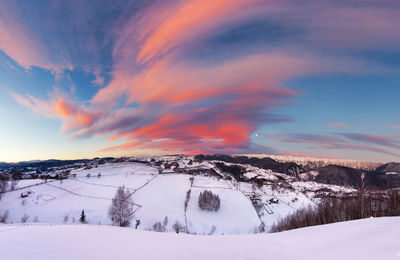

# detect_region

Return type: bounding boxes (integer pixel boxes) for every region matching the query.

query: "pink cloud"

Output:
[136,0,264,64]
[11,93,56,119]
[6,0,400,158]
[91,74,105,86]
[0,4,71,73]
[12,93,97,134]
[387,124,400,129]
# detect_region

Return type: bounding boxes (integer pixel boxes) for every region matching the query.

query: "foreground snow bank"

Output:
[0,217,399,260]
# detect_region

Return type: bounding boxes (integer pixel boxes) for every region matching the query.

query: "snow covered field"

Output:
[0,162,315,234]
[0,217,399,259]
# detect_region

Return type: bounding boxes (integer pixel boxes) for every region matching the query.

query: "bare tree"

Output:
[163,216,168,227]
[10,169,22,190]
[209,225,217,235]
[184,189,191,211]
[360,173,365,218]
[21,214,29,223]
[108,186,135,227]
[153,216,169,232]
[10,179,19,191]
[0,173,9,200]
[153,221,164,232]
[256,222,265,233]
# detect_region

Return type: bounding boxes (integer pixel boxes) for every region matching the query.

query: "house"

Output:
[269,198,279,204]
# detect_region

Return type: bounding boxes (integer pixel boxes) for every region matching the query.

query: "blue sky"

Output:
[0,0,400,162]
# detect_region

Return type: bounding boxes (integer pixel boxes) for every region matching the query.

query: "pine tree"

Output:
[80,209,86,223]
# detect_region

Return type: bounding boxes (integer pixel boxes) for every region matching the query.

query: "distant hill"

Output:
[195,154,305,177]
[236,154,382,170]
[375,162,400,173]
[196,154,400,190]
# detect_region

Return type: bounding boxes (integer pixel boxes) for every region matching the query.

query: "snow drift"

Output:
[0,217,399,259]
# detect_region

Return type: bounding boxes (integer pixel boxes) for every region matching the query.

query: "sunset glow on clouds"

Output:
[1,0,400,162]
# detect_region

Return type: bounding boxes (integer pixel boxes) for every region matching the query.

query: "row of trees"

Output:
[270,190,400,232]
[0,171,21,199]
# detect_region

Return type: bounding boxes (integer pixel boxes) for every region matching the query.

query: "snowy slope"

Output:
[0,162,316,234]
[0,217,399,260]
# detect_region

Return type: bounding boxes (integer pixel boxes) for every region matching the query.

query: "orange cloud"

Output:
[53,98,77,118]
[54,98,95,132]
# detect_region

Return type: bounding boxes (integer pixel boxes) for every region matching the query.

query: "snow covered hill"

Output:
[1,161,330,234]
[238,154,381,170]
[0,217,399,259]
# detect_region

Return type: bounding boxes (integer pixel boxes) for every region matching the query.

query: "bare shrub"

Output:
[153,221,165,232]
[33,216,39,223]
[163,216,168,227]
[209,225,217,235]
[21,214,29,223]
[0,210,9,223]
[172,220,184,234]
[198,190,220,212]
[21,199,27,206]
[108,186,135,227]
[153,216,169,232]
[63,214,69,223]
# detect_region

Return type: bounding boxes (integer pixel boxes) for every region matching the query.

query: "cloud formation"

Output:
[2,0,400,158]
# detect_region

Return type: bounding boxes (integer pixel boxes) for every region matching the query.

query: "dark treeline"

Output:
[270,190,400,232]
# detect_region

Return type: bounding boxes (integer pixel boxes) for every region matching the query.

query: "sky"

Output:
[0,0,400,163]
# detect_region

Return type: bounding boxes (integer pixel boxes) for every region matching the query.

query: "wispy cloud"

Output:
[2,0,400,157]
